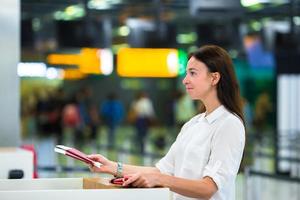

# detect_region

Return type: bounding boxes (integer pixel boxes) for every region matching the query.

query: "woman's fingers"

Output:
[87,154,114,174]
[87,156,104,173]
[87,154,102,162]
[123,175,131,179]
[88,154,109,164]
[123,173,139,186]
[89,164,95,172]
[123,173,157,188]
[131,178,145,188]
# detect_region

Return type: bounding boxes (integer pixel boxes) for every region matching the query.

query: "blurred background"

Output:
[1,0,300,199]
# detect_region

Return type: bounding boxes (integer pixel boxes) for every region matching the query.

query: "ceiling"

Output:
[21,0,300,22]
[20,0,300,57]
[21,0,189,22]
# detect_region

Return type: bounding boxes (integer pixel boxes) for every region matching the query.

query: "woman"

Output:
[88,45,245,200]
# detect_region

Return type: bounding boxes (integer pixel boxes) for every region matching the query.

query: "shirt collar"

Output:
[198,105,226,124]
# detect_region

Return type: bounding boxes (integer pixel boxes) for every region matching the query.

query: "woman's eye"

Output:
[190,71,196,76]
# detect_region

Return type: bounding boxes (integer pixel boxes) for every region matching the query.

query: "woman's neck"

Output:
[203,96,221,116]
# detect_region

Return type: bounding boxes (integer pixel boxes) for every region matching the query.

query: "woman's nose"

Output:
[182,75,188,85]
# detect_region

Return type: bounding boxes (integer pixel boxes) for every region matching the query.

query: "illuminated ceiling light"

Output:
[118,26,130,36]
[117,48,179,78]
[176,32,197,44]
[293,16,300,26]
[88,0,110,9]
[54,4,85,21]
[98,49,113,75]
[18,62,47,77]
[241,0,270,7]
[88,0,121,10]
[54,11,64,20]
[251,21,262,31]
[32,18,41,32]
[126,18,155,30]
[66,5,77,16]
[241,0,259,7]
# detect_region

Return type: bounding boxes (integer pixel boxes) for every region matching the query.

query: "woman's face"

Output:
[182,56,215,100]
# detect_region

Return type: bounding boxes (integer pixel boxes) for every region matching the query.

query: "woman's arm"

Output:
[120,163,160,175]
[88,154,217,199]
[123,172,218,200]
[160,174,218,199]
[88,154,159,176]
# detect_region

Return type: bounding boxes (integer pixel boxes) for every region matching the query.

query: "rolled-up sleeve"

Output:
[202,116,245,190]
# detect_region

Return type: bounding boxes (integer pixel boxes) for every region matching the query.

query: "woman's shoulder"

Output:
[220,109,243,124]
[217,110,245,135]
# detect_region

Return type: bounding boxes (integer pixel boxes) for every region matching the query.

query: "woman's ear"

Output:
[211,72,220,86]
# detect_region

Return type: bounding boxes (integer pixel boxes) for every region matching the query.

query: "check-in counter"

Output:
[0,178,171,200]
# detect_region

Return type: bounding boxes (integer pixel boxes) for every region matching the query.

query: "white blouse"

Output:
[156,105,245,200]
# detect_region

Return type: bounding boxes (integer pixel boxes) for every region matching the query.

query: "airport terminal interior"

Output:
[1,0,300,199]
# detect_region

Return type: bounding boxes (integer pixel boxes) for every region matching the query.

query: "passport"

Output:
[54,145,101,168]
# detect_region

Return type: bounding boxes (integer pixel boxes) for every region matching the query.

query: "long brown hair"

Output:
[190,45,245,126]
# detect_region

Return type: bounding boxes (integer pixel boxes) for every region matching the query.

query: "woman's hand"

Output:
[123,172,161,188]
[88,154,116,175]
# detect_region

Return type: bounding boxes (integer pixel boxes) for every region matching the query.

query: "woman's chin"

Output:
[187,94,196,100]
[188,93,201,100]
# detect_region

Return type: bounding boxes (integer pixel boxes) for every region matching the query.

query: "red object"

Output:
[20,144,38,178]
[110,177,129,185]
[54,145,101,168]
[64,148,95,165]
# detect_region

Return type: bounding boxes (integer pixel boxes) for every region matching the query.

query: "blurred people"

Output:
[49,88,66,144]
[21,93,37,138]
[62,95,82,146]
[88,103,101,145]
[163,91,179,141]
[36,90,52,136]
[77,87,99,142]
[129,91,155,155]
[100,93,124,149]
